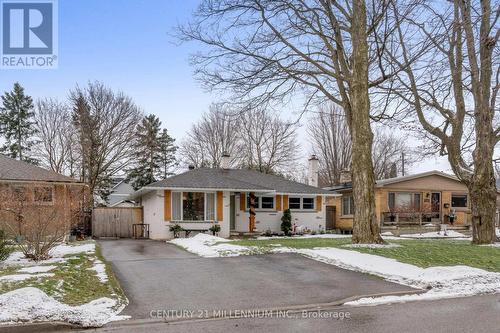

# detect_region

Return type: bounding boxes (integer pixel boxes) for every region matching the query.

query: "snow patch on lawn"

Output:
[18,265,57,274]
[343,243,401,249]
[169,233,250,257]
[0,287,128,327]
[88,259,108,283]
[297,247,500,306]
[169,233,500,305]
[0,273,54,282]
[2,243,96,268]
[256,234,350,240]
[399,230,468,239]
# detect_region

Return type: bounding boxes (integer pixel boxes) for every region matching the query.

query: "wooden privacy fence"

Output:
[92,207,143,238]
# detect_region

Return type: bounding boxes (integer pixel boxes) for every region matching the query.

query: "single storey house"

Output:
[0,155,89,235]
[326,170,500,230]
[130,156,337,239]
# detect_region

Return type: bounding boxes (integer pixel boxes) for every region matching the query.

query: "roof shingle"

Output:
[0,154,80,183]
[145,168,331,194]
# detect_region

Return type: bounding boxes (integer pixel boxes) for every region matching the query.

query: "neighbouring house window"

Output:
[246,195,275,210]
[451,194,467,208]
[12,186,27,201]
[34,186,53,204]
[171,191,216,221]
[342,196,354,216]
[388,192,422,211]
[288,197,301,209]
[288,197,315,210]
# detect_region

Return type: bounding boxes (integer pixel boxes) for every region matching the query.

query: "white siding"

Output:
[234,194,326,233]
[142,190,231,240]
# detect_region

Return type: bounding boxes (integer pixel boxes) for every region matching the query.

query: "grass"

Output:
[0,242,126,307]
[229,237,500,272]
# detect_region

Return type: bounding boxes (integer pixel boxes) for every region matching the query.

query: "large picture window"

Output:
[288,197,315,210]
[451,194,467,208]
[171,191,216,221]
[388,192,421,211]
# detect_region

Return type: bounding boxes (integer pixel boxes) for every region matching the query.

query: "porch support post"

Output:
[249,192,256,232]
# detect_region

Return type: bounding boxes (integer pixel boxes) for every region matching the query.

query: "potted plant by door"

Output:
[209,224,221,236]
[169,224,184,238]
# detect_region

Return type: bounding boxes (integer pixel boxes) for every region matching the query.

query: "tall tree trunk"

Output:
[350,0,383,244]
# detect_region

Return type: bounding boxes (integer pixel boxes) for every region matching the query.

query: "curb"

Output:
[104,289,425,328]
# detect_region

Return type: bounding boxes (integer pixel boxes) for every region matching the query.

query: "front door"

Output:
[431,192,441,221]
[230,195,236,230]
[326,206,336,230]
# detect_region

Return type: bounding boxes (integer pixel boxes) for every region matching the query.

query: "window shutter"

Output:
[276,195,282,211]
[164,190,171,221]
[316,196,322,212]
[283,195,289,210]
[217,191,224,221]
[240,193,246,211]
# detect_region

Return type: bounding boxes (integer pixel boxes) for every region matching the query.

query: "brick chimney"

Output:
[308,155,319,187]
[339,169,351,184]
[220,152,231,169]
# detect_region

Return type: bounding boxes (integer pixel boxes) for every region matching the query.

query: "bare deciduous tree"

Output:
[0,184,85,261]
[34,99,74,175]
[388,0,500,243]
[71,82,142,204]
[180,103,242,168]
[178,0,412,243]
[240,108,299,174]
[309,105,412,186]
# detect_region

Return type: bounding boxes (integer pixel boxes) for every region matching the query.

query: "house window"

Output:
[34,187,53,204]
[342,196,354,216]
[302,197,315,210]
[288,197,301,209]
[261,196,274,209]
[172,191,216,221]
[246,195,275,210]
[451,194,467,208]
[388,192,421,211]
[288,197,315,210]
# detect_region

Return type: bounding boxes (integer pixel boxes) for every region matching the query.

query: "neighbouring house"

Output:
[326,170,500,231]
[107,178,135,207]
[0,155,89,235]
[129,155,338,239]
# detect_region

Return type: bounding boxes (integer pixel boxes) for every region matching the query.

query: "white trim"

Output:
[287,196,316,211]
[170,190,217,222]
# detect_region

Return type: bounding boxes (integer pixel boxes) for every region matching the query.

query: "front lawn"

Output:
[230,237,500,272]
[0,242,125,306]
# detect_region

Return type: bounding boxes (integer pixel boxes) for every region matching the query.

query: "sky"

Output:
[0,0,451,175]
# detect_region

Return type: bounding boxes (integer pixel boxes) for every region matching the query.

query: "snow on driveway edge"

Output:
[170,234,500,306]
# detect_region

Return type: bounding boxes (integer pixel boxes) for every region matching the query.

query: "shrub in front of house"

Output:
[209,224,221,236]
[0,230,12,262]
[169,224,184,238]
[281,209,292,236]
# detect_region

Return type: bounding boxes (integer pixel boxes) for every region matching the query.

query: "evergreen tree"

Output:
[0,83,38,163]
[159,128,177,179]
[127,115,177,190]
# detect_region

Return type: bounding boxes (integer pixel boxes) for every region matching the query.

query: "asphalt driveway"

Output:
[99,239,416,320]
